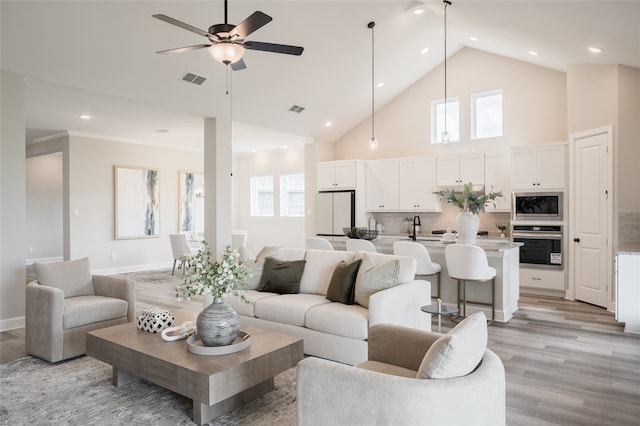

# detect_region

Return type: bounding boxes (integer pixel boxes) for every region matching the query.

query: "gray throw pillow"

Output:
[258,257,306,294]
[326,259,362,304]
[34,257,94,298]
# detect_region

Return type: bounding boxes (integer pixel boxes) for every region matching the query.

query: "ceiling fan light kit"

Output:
[153,0,303,70]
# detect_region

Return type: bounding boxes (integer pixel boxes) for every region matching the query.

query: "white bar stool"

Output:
[346,239,377,252]
[306,237,334,250]
[445,244,496,324]
[393,241,442,299]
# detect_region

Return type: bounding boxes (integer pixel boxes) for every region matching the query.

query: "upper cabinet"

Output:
[511,143,566,190]
[398,157,441,211]
[484,151,511,212]
[436,153,485,187]
[317,160,360,190]
[365,160,399,211]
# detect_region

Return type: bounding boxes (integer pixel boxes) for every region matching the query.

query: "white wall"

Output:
[26,153,63,260]
[234,148,306,252]
[333,47,567,160]
[40,134,205,272]
[1,70,27,330]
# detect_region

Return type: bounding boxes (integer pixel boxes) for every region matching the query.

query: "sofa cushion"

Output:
[354,253,400,308]
[63,295,128,329]
[272,247,307,261]
[258,257,306,294]
[326,259,362,304]
[34,257,95,298]
[254,294,330,326]
[353,251,416,284]
[305,302,369,340]
[224,290,278,317]
[300,250,356,296]
[417,312,488,379]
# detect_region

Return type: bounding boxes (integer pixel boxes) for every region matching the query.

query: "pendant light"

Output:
[368,21,378,150]
[441,0,452,144]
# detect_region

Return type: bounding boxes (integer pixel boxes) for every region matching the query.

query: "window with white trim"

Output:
[431,98,460,143]
[250,175,274,217]
[280,173,305,217]
[472,90,503,140]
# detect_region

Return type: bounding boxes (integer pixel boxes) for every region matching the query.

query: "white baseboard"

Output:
[1,316,25,332]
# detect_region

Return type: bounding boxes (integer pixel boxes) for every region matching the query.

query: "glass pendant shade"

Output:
[441,130,450,144]
[208,42,245,65]
[369,137,378,150]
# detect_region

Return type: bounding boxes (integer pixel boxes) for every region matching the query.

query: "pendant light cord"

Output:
[443,0,450,137]
[369,21,376,143]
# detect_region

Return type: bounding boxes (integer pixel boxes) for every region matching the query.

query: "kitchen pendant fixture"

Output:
[368,21,378,150]
[441,0,452,144]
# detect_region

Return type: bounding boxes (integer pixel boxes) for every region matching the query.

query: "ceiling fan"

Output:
[153,0,304,71]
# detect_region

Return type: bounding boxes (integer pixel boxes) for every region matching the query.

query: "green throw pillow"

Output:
[326,259,362,304]
[258,257,306,294]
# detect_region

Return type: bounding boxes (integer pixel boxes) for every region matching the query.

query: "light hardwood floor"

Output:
[3,276,640,425]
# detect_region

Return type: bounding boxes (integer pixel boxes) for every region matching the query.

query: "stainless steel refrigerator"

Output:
[316,190,355,236]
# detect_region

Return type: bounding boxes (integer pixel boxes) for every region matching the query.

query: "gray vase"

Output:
[197,297,240,346]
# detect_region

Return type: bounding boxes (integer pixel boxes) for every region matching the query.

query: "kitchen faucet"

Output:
[411,215,421,241]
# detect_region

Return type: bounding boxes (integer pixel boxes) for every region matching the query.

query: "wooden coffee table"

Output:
[86,316,303,425]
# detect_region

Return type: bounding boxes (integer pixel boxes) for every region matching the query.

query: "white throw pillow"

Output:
[417,312,488,379]
[354,252,400,308]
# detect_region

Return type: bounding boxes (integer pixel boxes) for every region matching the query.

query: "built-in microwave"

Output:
[512,192,563,221]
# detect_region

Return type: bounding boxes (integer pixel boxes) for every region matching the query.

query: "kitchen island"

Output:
[330,235,521,323]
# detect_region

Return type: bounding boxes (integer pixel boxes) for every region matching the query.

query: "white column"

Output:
[204,117,233,258]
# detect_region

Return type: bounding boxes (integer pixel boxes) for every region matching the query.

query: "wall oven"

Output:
[512,225,563,269]
[512,192,563,221]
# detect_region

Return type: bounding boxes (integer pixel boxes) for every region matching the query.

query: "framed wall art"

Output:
[114,165,160,239]
[178,170,204,236]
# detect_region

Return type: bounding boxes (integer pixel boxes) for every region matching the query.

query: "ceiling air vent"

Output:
[181,72,207,86]
[289,105,306,114]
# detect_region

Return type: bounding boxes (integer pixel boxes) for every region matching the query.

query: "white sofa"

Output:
[225,247,431,365]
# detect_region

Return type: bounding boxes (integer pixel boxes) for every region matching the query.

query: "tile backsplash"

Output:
[369,204,511,238]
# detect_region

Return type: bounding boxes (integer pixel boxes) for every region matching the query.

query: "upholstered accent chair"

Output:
[26,257,135,362]
[297,312,505,425]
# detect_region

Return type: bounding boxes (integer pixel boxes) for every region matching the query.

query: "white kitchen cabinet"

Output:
[616,252,640,334]
[484,151,511,212]
[436,153,485,187]
[511,143,566,190]
[398,157,441,211]
[520,267,565,292]
[317,161,359,190]
[366,160,399,211]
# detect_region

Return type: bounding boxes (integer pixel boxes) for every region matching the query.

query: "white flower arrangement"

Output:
[176,241,250,301]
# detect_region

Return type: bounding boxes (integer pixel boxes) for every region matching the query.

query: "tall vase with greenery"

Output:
[177,241,249,346]
[439,183,504,244]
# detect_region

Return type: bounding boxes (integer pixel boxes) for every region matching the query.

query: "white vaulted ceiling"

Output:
[2,1,639,153]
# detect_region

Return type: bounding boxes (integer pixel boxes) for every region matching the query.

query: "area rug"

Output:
[0,355,297,425]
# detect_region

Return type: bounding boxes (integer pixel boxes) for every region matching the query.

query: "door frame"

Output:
[568,125,614,311]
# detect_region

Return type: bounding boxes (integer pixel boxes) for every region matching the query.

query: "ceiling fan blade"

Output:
[152,14,210,38]
[243,41,304,56]
[231,58,247,71]
[156,44,211,55]
[229,11,272,39]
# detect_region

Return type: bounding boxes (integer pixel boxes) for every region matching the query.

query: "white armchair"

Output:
[297,313,505,426]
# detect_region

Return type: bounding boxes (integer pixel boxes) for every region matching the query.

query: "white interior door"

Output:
[571,127,612,308]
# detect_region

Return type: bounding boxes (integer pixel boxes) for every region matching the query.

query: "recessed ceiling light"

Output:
[324,121,333,127]
[155,129,170,133]
[376,82,384,89]
[251,149,257,152]
[281,145,288,149]
[420,47,430,55]
[413,8,425,15]
[78,114,91,120]
[469,36,479,42]
[528,50,539,56]
[588,46,603,54]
